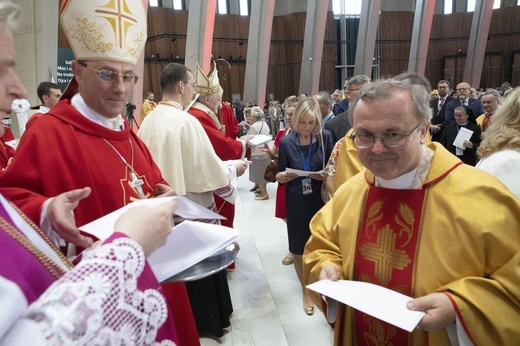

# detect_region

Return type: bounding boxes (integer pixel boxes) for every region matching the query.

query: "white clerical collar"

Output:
[71,93,125,131]
[38,106,50,114]
[375,168,417,189]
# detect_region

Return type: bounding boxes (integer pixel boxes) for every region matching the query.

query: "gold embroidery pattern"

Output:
[359,225,411,285]
[362,315,396,346]
[395,202,414,247]
[70,14,109,53]
[365,198,384,237]
[95,0,138,49]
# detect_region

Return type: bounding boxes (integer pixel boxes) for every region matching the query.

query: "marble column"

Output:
[298,0,329,96]
[184,0,217,73]
[464,0,494,88]
[243,0,275,106]
[353,0,381,77]
[408,0,435,75]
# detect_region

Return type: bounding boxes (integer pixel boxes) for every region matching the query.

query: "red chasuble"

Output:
[354,187,425,345]
[0,98,199,346]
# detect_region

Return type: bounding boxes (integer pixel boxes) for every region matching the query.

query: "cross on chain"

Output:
[129,171,146,200]
[359,226,411,285]
[95,0,138,48]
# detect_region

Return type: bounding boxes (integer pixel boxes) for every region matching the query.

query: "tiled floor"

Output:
[200,174,334,346]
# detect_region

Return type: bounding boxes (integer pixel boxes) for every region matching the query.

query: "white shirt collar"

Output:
[71,94,125,131]
[38,106,50,114]
[375,168,417,189]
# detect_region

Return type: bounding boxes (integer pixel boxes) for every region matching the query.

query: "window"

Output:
[149,0,159,7]
[444,0,453,14]
[493,0,501,9]
[172,0,183,10]
[332,0,362,16]
[217,0,228,14]
[467,0,475,11]
[239,0,249,16]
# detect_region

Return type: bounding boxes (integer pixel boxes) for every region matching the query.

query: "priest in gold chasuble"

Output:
[303,79,520,346]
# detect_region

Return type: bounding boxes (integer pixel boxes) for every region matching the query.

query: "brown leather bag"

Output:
[264,158,278,183]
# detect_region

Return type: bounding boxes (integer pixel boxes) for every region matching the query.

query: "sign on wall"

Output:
[57,48,75,92]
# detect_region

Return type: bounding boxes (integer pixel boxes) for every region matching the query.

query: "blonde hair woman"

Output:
[476,87,520,198]
[275,98,333,315]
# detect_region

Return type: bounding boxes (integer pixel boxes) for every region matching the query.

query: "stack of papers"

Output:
[307,280,425,332]
[80,196,239,282]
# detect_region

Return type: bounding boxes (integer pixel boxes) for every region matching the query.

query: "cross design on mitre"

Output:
[95,0,138,49]
[359,225,411,285]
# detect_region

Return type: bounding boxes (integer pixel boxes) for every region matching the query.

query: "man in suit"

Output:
[333,78,350,116]
[444,82,484,126]
[429,80,452,142]
[268,100,282,136]
[331,89,343,115]
[325,75,371,143]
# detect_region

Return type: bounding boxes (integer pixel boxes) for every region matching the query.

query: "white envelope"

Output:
[80,196,224,240]
[307,280,425,332]
[453,127,473,149]
[248,134,273,146]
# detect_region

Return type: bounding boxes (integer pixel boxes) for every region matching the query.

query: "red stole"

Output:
[482,114,491,131]
[354,186,425,345]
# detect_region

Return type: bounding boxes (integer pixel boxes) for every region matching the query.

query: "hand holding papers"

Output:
[453,127,473,149]
[248,134,272,146]
[307,280,425,332]
[80,196,239,282]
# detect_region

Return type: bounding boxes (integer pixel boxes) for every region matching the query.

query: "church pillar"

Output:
[298,0,330,96]
[408,0,435,75]
[184,0,217,73]
[14,0,59,106]
[464,0,494,88]
[243,0,275,106]
[353,0,381,77]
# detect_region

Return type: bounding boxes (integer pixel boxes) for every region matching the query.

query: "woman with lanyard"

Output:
[440,105,481,166]
[275,98,333,315]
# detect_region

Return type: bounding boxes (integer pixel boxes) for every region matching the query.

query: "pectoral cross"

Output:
[129,171,146,199]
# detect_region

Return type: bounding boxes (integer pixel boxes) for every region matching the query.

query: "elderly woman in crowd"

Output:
[275,98,333,315]
[440,105,481,166]
[246,106,271,200]
[477,87,520,198]
[262,102,297,265]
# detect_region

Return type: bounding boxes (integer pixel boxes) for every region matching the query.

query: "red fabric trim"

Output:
[443,292,477,345]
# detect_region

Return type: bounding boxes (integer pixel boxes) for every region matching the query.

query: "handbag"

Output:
[319,130,331,203]
[264,158,278,183]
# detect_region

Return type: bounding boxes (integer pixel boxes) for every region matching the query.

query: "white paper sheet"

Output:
[248,134,273,146]
[307,280,425,332]
[286,167,323,177]
[453,127,473,149]
[80,196,225,240]
[148,220,239,282]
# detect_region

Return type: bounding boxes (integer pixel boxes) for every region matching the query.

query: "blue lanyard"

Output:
[296,133,313,171]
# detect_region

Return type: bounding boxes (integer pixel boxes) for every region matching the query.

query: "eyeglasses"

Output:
[78,62,139,86]
[348,88,360,92]
[353,122,422,149]
[456,88,468,92]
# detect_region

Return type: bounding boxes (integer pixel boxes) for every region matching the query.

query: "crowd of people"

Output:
[0,0,519,344]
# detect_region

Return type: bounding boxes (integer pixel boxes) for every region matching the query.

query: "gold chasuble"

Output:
[304,143,520,346]
[354,187,425,345]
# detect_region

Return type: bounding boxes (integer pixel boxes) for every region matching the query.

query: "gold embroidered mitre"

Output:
[60,0,147,66]
[195,61,222,95]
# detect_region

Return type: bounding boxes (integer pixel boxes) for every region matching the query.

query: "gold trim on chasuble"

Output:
[354,187,425,345]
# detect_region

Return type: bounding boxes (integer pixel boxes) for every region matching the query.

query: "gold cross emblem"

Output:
[95,0,138,48]
[359,225,411,285]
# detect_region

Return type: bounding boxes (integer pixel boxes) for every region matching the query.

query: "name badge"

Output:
[302,177,312,196]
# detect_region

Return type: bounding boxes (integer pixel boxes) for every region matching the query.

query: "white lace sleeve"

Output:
[16,237,175,345]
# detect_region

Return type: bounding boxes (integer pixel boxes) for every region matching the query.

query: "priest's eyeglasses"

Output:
[352,122,422,149]
[78,62,139,86]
